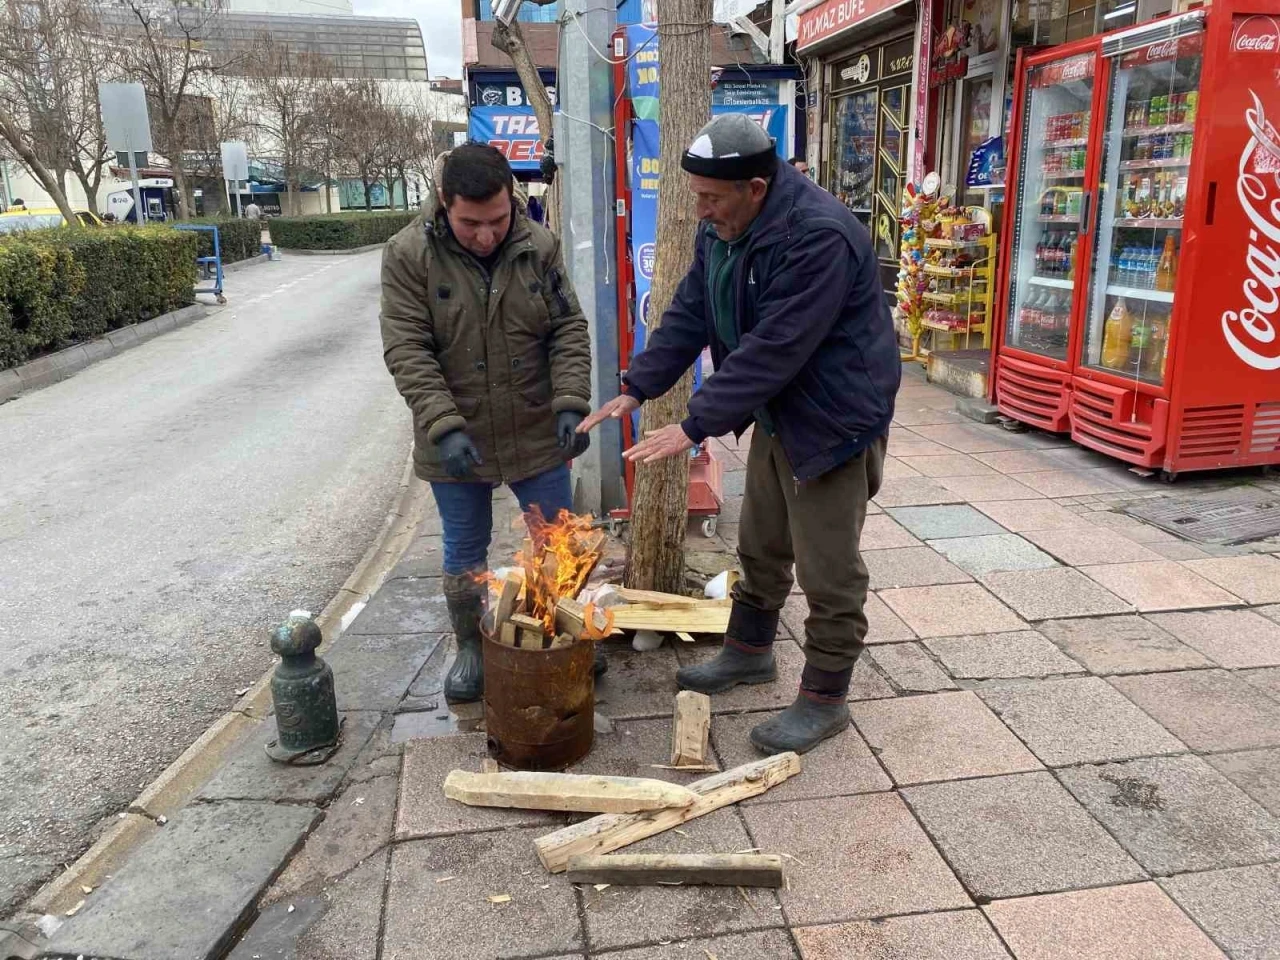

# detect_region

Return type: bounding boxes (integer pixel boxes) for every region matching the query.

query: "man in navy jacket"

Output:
[580,114,900,753]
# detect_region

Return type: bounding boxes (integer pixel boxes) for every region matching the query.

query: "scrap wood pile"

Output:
[487,509,734,649]
[442,690,801,889]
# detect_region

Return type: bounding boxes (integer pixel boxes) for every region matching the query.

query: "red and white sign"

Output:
[796,0,911,51]
[1032,53,1095,89]
[1120,33,1203,68]
[912,0,932,182]
[1221,88,1280,370]
[1233,14,1280,52]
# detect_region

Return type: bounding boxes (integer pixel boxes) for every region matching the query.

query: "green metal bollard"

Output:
[265,611,342,765]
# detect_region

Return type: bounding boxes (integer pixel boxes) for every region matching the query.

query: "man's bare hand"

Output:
[578,394,640,433]
[623,423,695,463]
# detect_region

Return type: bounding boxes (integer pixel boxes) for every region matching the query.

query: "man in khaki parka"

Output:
[381,144,595,702]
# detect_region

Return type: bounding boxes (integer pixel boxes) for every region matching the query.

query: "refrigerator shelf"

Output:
[1119,158,1192,171]
[1028,275,1075,289]
[1041,169,1087,179]
[1122,122,1195,139]
[923,318,986,332]
[1045,137,1089,148]
[924,291,987,308]
[1113,217,1183,228]
[1038,215,1080,223]
[924,237,987,248]
[925,264,980,277]
[1105,284,1176,303]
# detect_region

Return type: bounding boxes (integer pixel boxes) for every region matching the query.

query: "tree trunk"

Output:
[75,170,99,215]
[171,163,192,221]
[0,106,79,227]
[361,172,372,212]
[492,18,559,233]
[325,160,333,213]
[625,0,712,593]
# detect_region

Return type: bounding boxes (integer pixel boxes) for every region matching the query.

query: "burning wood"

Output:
[488,508,613,646]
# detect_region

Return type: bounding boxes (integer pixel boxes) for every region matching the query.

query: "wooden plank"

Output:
[494,572,524,625]
[616,587,699,607]
[548,631,576,650]
[509,613,545,649]
[498,621,519,648]
[554,598,586,638]
[670,691,710,767]
[675,632,696,643]
[534,752,802,873]
[481,758,500,774]
[443,771,700,814]
[608,604,731,634]
[565,853,784,888]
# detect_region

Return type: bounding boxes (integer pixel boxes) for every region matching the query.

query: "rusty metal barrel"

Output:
[483,635,594,770]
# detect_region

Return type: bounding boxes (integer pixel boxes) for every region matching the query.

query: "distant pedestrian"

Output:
[527,194,544,224]
[244,201,262,220]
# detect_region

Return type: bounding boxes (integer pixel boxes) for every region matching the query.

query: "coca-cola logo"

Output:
[1222,90,1280,370]
[1233,15,1280,52]
[1146,39,1179,61]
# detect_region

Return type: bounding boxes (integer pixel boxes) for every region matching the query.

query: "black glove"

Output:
[436,430,483,479]
[557,411,590,459]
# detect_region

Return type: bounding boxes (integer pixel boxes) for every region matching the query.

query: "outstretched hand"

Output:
[623,423,695,463]
[578,394,641,433]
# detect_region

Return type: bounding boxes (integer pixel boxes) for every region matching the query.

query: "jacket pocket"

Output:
[454,395,481,418]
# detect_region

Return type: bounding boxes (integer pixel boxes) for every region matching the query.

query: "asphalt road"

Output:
[0,251,412,914]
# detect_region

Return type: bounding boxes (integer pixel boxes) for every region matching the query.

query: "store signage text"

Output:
[1222,89,1280,371]
[1233,14,1280,52]
[797,0,908,51]
[1032,54,1094,89]
[929,21,970,88]
[887,52,914,75]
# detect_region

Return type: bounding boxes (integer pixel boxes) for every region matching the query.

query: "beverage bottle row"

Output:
[1035,231,1077,278]
[1044,145,1087,174]
[1131,132,1194,161]
[1101,298,1170,380]
[1045,112,1088,142]
[1125,91,1198,129]
[1121,172,1187,219]
[1039,189,1083,217]
[1114,236,1178,291]
[1019,290,1071,346]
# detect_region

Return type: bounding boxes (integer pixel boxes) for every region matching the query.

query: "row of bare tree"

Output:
[0,0,458,226]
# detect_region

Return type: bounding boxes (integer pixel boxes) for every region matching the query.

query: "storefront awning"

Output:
[795,0,915,53]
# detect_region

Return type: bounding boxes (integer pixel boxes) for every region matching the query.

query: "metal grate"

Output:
[1126,486,1280,544]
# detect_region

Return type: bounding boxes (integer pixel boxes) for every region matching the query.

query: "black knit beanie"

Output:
[680,113,778,181]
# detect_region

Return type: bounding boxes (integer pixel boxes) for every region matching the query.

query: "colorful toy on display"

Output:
[896,172,942,361]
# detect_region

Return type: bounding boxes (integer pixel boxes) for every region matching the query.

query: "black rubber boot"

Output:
[443,572,486,703]
[749,695,851,754]
[675,602,779,694]
[594,643,608,679]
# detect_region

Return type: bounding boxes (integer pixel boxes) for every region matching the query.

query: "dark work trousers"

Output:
[733,429,886,673]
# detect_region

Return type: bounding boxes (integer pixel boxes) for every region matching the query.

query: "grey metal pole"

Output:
[235,182,243,218]
[128,149,144,225]
[560,0,622,515]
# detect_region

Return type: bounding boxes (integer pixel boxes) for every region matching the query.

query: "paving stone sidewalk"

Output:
[39,368,1280,960]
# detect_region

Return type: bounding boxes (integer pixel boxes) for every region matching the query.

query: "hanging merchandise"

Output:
[896,178,942,360]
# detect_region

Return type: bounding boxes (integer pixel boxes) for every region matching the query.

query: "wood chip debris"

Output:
[486,894,512,904]
[435,876,457,883]
[593,883,611,891]
[65,899,85,917]
[80,885,93,895]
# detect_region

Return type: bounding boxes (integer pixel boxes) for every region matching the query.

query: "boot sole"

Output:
[749,713,851,755]
[676,668,778,696]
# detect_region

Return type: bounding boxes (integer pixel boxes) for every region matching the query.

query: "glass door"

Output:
[1004,53,1097,361]
[1080,29,1202,387]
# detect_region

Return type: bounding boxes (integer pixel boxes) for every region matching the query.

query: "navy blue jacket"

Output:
[623,161,901,481]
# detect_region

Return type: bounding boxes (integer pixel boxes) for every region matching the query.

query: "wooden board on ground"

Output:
[615,587,699,607]
[565,853,783,888]
[534,752,802,873]
[443,771,700,814]
[608,603,731,634]
[670,691,711,767]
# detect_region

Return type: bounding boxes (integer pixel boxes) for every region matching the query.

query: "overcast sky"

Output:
[352,0,465,78]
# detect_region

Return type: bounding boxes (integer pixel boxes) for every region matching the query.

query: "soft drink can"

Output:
[1184,91,1198,124]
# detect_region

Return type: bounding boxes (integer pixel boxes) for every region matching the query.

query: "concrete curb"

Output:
[0,303,208,405]
[275,242,387,256]
[23,454,431,919]
[222,252,271,273]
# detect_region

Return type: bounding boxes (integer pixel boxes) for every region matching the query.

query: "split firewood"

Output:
[554,597,586,637]
[670,691,711,767]
[608,603,731,634]
[481,758,500,774]
[509,613,545,649]
[557,597,617,640]
[499,621,519,648]
[676,632,696,643]
[565,853,784,888]
[534,752,802,873]
[443,770,699,814]
[494,572,524,625]
[548,631,576,650]
[615,587,699,607]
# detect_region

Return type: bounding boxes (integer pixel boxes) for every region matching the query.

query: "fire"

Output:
[515,508,609,636]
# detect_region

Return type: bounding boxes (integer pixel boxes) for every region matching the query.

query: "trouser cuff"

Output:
[800,663,853,703]
[725,599,779,649]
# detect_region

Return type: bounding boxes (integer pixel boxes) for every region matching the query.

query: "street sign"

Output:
[99,83,151,224]
[220,141,249,182]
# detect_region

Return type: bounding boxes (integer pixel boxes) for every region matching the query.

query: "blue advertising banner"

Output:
[625,23,788,363]
[469,104,546,172]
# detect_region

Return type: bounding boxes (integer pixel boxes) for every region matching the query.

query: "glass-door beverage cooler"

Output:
[991,0,1280,477]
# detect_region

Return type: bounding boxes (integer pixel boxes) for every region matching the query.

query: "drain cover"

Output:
[1126,487,1280,545]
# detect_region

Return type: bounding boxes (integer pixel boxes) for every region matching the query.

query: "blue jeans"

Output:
[431,464,573,575]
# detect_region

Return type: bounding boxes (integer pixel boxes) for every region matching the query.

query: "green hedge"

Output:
[0,226,196,370]
[268,211,417,250]
[189,217,262,264]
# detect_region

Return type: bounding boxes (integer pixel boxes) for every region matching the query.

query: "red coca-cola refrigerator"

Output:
[990,0,1280,478]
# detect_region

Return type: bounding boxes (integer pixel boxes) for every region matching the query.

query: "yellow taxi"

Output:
[0,205,103,233]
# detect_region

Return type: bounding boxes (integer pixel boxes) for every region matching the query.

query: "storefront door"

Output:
[827,35,916,296]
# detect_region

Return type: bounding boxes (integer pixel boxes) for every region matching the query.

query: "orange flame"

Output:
[512,507,606,636]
